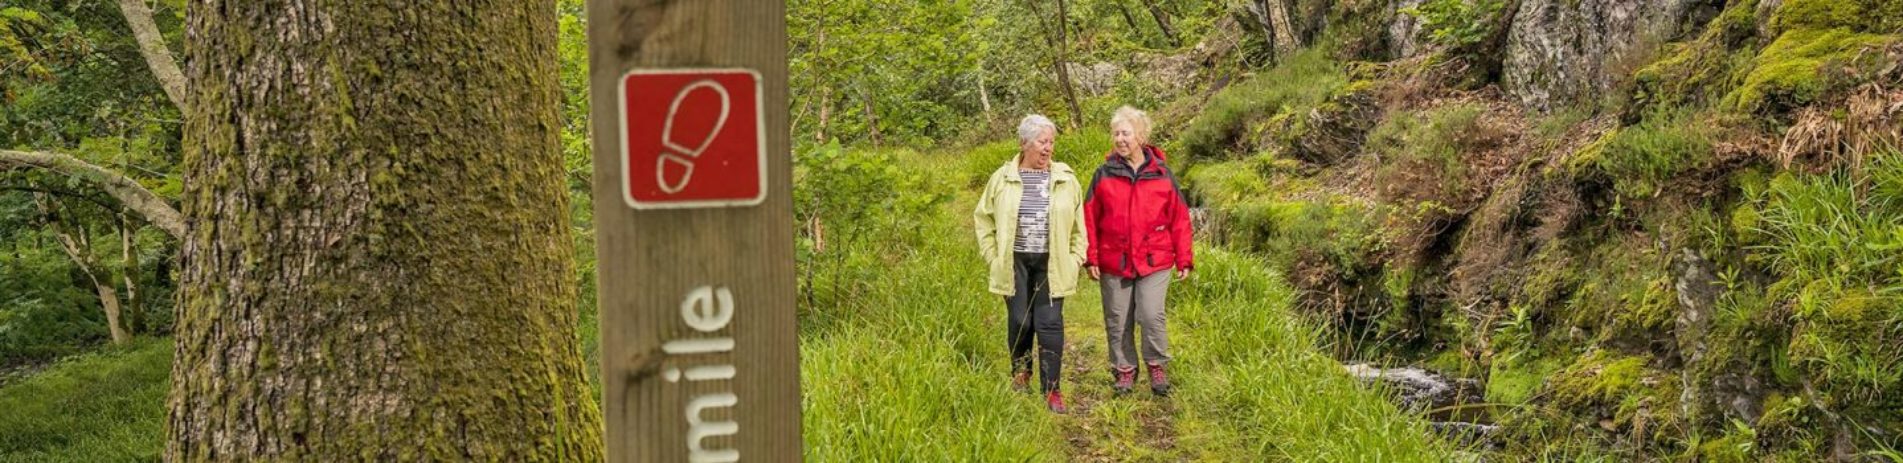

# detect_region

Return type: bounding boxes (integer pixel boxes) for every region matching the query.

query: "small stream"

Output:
[1344,363,1503,449]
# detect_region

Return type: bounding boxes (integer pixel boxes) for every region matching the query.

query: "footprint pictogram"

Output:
[656,80,733,194]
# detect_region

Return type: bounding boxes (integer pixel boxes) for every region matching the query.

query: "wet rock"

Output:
[1344,363,1486,418]
[1429,421,1503,449]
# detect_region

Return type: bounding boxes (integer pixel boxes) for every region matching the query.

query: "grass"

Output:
[0,337,169,463]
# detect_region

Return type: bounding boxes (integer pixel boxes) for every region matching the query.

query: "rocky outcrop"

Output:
[1388,0,1428,59]
[1065,62,1123,97]
[1502,0,1706,110]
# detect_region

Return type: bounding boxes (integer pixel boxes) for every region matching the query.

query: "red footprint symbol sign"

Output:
[620,69,766,209]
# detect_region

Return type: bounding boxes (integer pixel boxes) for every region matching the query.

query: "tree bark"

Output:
[0,149,185,239]
[1141,0,1181,47]
[115,0,186,109]
[166,1,603,460]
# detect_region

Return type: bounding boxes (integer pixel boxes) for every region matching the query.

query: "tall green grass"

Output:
[0,337,168,462]
[1169,248,1452,461]
[800,149,1068,460]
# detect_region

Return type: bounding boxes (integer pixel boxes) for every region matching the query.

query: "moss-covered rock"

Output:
[1722,28,1897,114]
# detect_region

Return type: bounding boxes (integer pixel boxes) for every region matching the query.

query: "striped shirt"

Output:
[1014,170,1051,253]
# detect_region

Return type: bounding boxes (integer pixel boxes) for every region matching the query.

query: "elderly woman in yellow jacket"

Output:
[973,114,1089,413]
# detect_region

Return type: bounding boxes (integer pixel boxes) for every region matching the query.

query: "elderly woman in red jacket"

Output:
[1084,105,1192,397]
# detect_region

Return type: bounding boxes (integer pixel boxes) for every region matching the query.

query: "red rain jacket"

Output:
[1084,145,1193,279]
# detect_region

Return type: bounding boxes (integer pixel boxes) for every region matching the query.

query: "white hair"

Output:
[1111,106,1153,145]
[1016,114,1057,145]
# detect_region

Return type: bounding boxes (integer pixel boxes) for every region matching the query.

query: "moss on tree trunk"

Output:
[166,1,604,460]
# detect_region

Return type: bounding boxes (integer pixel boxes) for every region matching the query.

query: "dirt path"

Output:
[1054,291,1185,462]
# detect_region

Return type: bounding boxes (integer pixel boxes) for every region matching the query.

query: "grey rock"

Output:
[1064,61,1123,97]
[1389,0,1429,59]
[1503,0,1701,110]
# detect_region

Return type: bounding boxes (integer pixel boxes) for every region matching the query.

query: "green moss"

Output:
[1771,0,1867,33]
[1722,28,1896,113]
[1550,351,1650,407]
[1489,354,1567,404]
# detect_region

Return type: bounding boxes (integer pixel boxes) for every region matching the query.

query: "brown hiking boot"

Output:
[1148,363,1172,397]
[1112,366,1136,395]
[1046,390,1068,414]
[1012,370,1032,392]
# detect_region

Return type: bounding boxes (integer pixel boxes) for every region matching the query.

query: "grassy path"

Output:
[802,149,1455,461]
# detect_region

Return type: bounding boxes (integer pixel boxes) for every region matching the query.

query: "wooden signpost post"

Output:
[586,1,801,461]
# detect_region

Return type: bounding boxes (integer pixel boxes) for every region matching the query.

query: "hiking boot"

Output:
[1112,367,1136,395]
[1046,390,1068,414]
[1012,370,1032,392]
[1148,363,1172,397]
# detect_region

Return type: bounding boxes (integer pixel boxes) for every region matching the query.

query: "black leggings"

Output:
[1007,252,1065,393]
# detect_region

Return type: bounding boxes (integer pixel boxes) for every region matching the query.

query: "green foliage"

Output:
[1175,50,1347,162]
[1570,109,1713,200]
[1399,0,1507,50]
[0,337,168,462]
[1747,151,1903,415]
[795,144,952,319]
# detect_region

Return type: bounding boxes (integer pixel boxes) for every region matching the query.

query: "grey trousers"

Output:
[1100,269,1171,370]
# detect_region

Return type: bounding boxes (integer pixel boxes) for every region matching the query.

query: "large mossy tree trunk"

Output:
[166,1,604,460]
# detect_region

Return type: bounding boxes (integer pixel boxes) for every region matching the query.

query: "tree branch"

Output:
[0,149,184,239]
[116,0,185,108]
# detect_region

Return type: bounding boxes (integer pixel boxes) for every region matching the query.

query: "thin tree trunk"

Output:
[1265,0,1300,54]
[1115,2,1144,41]
[976,62,993,119]
[119,213,144,334]
[115,0,185,108]
[168,1,603,459]
[861,84,882,146]
[1028,0,1085,130]
[37,196,130,344]
[816,86,832,144]
[1142,0,1181,47]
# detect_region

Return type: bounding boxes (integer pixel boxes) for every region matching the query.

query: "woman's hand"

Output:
[1087,266,1100,280]
[1176,267,1190,281]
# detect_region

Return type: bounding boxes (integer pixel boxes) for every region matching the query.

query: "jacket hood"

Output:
[1103,144,1166,163]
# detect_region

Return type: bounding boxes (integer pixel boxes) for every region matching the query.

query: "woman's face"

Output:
[1021,128,1054,170]
[1112,122,1141,159]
